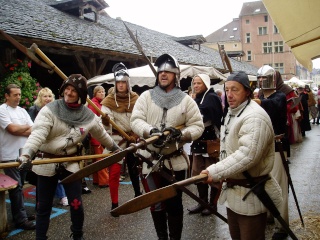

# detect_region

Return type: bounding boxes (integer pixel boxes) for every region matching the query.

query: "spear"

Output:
[0,29,131,141]
[61,126,184,184]
[0,153,112,169]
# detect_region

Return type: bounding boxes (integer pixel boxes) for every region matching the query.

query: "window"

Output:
[246,33,251,43]
[234,44,238,48]
[247,51,252,61]
[258,27,267,35]
[233,27,238,31]
[223,28,228,32]
[264,15,268,22]
[246,19,250,24]
[274,41,284,53]
[274,63,284,73]
[263,42,272,53]
[230,35,234,39]
[274,25,279,34]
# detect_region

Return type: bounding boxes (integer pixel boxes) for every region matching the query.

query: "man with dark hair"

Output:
[131,54,204,239]
[202,71,282,240]
[0,84,35,230]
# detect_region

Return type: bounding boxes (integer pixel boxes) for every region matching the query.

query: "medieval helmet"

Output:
[111,62,132,108]
[154,53,180,87]
[257,65,276,90]
[59,74,88,104]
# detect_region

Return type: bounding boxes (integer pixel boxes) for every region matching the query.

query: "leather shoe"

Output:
[99,184,109,188]
[201,204,217,216]
[16,219,36,230]
[82,187,92,194]
[187,204,205,214]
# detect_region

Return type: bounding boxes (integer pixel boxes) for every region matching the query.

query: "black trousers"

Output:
[36,170,83,240]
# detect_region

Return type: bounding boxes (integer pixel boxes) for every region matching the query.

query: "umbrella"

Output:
[263,0,320,71]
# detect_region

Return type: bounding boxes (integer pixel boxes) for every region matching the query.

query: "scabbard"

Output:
[275,139,304,227]
[242,171,298,240]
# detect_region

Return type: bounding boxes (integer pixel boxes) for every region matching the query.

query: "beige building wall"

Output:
[240,14,296,80]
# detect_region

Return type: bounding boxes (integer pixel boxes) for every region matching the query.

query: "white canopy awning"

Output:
[263,0,320,71]
[87,64,226,88]
[284,77,306,87]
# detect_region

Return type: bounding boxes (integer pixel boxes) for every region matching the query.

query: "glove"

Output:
[17,155,32,171]
[150,128,162,137]
[163,127,182,141]
[128,132,140,143]
[101,114,110,126]
[148,128,165,148]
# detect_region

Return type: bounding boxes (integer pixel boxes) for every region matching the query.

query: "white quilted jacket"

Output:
[130,90,204,174]
[24,105,116,176]
[207,100,283,215]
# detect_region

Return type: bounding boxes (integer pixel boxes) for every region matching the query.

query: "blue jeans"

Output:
[4,167,28,225]
[55,182,66,199]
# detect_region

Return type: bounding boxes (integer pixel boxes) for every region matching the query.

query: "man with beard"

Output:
[130,54,204,240]
[187,74,223,216]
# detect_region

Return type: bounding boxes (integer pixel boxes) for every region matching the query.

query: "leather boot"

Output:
[168,213,183,240]
[70,226,84,240]
[201,186,218,216]
[187,183,208,214]
[151,211,168,240]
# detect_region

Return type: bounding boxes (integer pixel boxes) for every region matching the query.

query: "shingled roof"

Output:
[0,0,258,75]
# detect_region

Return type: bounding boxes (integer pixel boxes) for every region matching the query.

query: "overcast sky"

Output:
[105,0,320,69]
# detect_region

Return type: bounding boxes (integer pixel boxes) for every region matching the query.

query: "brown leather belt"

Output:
[225,175,268,188]
[36,152,77,159]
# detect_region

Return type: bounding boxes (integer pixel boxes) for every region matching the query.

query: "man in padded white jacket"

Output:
[202,71,282,240]
[130,54,204,240]
[18,74,120,240]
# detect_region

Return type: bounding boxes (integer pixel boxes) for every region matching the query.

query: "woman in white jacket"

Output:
[202,71,282,240]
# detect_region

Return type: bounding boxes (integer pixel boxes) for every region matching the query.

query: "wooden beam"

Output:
[97,57,108,75]
[89,57,96,78]
[74,53,91,79]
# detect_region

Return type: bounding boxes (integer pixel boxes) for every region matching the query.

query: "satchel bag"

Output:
[206,139,220,158]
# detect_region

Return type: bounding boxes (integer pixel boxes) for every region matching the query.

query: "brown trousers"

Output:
[227,208,267,240]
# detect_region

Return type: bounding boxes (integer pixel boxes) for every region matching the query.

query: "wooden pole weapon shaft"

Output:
[0,153,112,169]
[29,44,131,141]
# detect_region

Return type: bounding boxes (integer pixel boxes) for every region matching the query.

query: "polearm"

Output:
[136,154,228,223]
[123,21,157,77]
[275,135,304,227]
[0,29,131,142]
[0,30,51,70]
[0,153,112,169]
[111,174,210,216]
[61,125,185,184]
[28,43,131,142]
